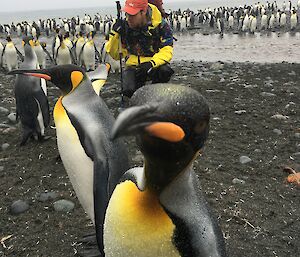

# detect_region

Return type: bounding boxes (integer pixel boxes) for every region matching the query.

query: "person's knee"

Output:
[152,64,174,83]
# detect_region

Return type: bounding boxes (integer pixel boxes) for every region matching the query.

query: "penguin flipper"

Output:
[93,158,110,256]
[33,89,50,127]
[160,169,227,257]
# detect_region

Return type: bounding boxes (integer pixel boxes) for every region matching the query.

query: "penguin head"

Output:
[22,36,35,47]
[8,64,86,95]
[112,84,210,190]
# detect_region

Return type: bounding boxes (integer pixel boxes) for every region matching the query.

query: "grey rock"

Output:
[2,143,10,151]
[37,192,59,202]
[0,166,4,172]
[210,62,224,70]
[260,92,276,97]
[0,123,11,129]
[232,178,246,185]
[271,114,289,120]
[235,110,246,115]
[2,127,17,134]
[53,199,75,212]
[254,149,261,153]
[0,107,9,115]
[273,129,282,135]
[240,156,252,164]
[7,113,17,124]
[295,133,300,139]
[10,200,29,215]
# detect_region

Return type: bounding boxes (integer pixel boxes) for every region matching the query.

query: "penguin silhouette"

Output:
[9,36,50,145]
[9,64,129,256]
[106,83,227,257]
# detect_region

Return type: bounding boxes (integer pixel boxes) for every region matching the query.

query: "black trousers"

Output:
[122,64,174,97]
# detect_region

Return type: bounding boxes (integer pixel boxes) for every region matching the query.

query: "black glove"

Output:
[135,62,153,80]
[112,19,125,34]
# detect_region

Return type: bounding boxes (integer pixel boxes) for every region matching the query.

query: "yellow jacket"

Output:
[105,4,173,68]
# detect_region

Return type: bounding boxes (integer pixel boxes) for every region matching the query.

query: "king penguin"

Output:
[8,64,129,255]
[9,36,50,145]
[106,83,227,257]
[2,36,18,71]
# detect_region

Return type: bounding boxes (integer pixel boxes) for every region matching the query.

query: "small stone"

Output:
[271,114,289,120]
[0,107,9,115]
[295,133,300,139]
[0,123,11,129]
[235,110,246,115]
[37,192,59,202]
[0,166,4,172]
[273,129,282,135]
[232,178,246,185]
[10,200,29,215]
[53,199,75,212]
[254,149,261,153]
[260,92,276,97]
[1,143,10,151]
[240,156,252,164]
[2,127,17,134]
[7,113,17,124]
[210,62,224,70]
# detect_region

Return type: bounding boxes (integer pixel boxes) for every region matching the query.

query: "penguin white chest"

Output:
[5,45,18,70]
[104,181,180,257]
[57,47,72,65]
[54,100,95,222]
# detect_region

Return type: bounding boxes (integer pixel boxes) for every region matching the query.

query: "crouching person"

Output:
[105,0,174,98]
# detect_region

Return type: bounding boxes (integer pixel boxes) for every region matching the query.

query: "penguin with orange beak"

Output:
[106,83,227,257]
[8,64,129,256]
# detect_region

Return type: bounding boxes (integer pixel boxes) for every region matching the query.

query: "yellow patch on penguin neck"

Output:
[53,97,66,122]
[104,180,180,257]
[71,71,84,89]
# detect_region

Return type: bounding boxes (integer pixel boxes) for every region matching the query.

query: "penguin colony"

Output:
[3,0,299,256]
[1,1,299,70]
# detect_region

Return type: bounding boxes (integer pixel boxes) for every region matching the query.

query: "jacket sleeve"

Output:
[105,31,128,61]
[151,19,173,68]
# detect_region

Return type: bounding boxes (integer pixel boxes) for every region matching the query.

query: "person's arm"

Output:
[151,19,173,68]
[105,22,128,61]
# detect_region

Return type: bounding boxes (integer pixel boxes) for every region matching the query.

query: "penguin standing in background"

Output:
[52,28,60,59]
[2,36,18,71]
[9,64,129,256]
[9,36,50,145]
[34,36,46,68]
[74,31,86,65]
[80,31,98,71]
[290,9,298,30]
[106,84,227,257]
[55,35,74,65]
[0,42,4,68]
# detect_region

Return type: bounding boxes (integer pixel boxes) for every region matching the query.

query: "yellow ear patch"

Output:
[29,40,35,47]
[145,122,185,142]
[22,41,25,47]
[71,71,83,89]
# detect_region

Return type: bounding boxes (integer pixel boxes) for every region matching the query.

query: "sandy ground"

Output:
[0,61,299,257]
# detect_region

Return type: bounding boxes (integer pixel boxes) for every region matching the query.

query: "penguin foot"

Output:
[38,135,52,142]
[77,247,102,257]
[79,232,97,245]
[77,233,102,257]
